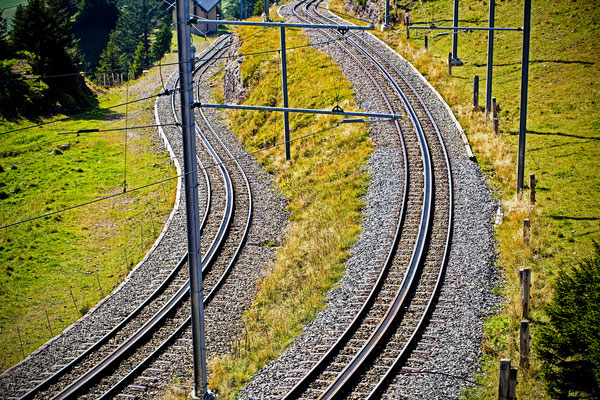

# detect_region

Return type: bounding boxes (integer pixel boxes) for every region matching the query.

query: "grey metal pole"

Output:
[385,0,390,26]
[280,26,291,161]
[517,0,531,194]
[264,0,269,20]
[175,0,208,397]
[451,0,462,65]
[485,0,495,116]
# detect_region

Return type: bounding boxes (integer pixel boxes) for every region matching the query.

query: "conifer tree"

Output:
[149,21,172,63]
[537,243,600,398]
[11,0,79,76]
[0,12,11,60]
[131,40,148,77]
[98,31,124,76]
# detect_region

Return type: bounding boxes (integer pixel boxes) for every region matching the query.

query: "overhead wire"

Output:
[1,92,172,136]
[0,120,344,231]
[0,60,186,84]
[8,106,157,152]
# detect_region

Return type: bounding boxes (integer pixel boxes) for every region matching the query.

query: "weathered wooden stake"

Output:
[96,272,103,296]
[509,366,518,399]
[405,14,410,38]
[473,75,480,110]
[16,327,25,358]
[498,358,511,400]
[424,35,428,49]
[492,97,498,119]
[523,218,531,244]
[69,286,79,314]
[493,117,499,135]
[520,268,531,319]
[45,309,54,336]
[520,319,530,369]
[150,209,156,235]
[448,52,453,75]
[529,174,536,204]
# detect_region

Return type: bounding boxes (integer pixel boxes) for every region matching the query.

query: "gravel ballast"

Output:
[238,2,499,399]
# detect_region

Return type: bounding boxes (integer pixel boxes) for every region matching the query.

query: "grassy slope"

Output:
[0,44,200,370]
[327,0,599,397]
[205,16,373,398]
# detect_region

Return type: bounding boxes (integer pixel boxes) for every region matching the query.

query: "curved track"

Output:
[14,35,253,400]
[279,1,453,398]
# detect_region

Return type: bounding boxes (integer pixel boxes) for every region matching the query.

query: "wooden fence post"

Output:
[473,75,480,110]
[509,366,518,399]
[520,268,531,319]
[523,218,531,244]
[498,358,511,400]
[529,174,536,204]
[520,320,530,369]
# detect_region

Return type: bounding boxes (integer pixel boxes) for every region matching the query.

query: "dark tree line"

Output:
[0,0,173,119]
[537,243,600,398]
[0,0,91,118]
[98,0,172,80]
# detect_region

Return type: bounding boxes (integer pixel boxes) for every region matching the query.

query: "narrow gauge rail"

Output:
[14,34,252,400]
[98,36,256,400]
[279,0,453,398]
[12,37,223,400]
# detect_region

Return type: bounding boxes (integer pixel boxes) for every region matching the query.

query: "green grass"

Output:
[1,0,28,28]
[0,47,196,370]
[204,15,373,398]
[0,0,27,9]
[328,0,599,397]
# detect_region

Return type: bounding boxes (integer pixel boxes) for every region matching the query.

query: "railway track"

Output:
[5,3,460,397]
[8,34,254,400]
[273,1,453,398]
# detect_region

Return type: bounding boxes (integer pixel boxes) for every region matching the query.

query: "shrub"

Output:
[536,243,600,399]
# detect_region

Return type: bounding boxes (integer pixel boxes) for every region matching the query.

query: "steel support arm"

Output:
[194,103,403,119]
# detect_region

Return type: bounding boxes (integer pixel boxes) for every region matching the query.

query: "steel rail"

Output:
[13,38,231,400]
[284,3,431,400]
[310,1,453,398]
[188,18,374,30]
[98,35,255,399]
[49,36,236,400]
[299,2,434,398]
[333,21,454,398]
[286,2,452,398]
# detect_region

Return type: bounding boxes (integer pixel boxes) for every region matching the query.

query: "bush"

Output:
[537,243,600,399]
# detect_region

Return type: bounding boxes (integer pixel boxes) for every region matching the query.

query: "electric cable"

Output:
[0,61,186,84]
[0,121,342,231]
[8,106,156,152]
[1,92,171,136]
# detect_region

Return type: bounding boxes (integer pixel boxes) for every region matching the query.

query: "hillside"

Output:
[329,0,599,397]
